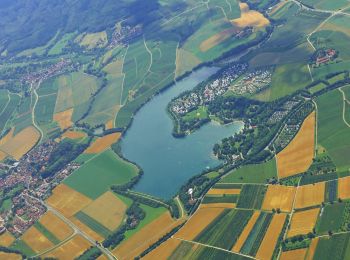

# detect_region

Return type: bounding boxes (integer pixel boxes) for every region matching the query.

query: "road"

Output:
[338,88,350,127]
[27,195,118,260]
[31,82,44,144]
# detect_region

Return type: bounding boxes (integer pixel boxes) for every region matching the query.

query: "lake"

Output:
[120,67,243,199]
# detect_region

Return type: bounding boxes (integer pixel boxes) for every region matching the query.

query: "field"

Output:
[300,0,350,10]
[324,179,338,202]
[64,149,138,199]
[46,184,92,217]
[84,133,121,154]
[78,31,108,49]
[316,90,350,172]
[306,237,319,260]
[21,226,54,253]
[70,216,104,242]
[232,211,260,252]
[287,208,320,237]
[294,182,325,209]
[113,210,181,259]
[53,108,73,130]
[39,211,74,241]
[280,248,308,260]
[194,209,253,250]
[0,93,20,132]
[74,211,111,238]
[256,213,287,260]
[61,130,86,140]
[262,185,296,212]
[0,231,15,246]
[142,238,181,259]
[220,158,277,184]
[316,203,345,234]
[338,176,350,199]
[313,233,350,260]
[43,235,92,259]
[175,48,201,77]
[231,2,270,28]
[237,184,267,209]
[82,191,128,231]
[239,212,273,256]
[277,112,315,178]
[207,188,240,195]
[35,94,57,125]
[0,126,40,160]
[309,82,328,94]
[175,207,225,240]
[0,252,21,260]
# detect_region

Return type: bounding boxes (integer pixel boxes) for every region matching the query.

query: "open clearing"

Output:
[0,126,40,160]
[22,226,54,253]
[82,191,127,231]
[0,231,15,246]
[46,184,92,217]
[256,213,287,260]
[43,235,92,259]
[175,207,225,240]
[231,3,270,29]
[113,211,181,259]
[262,185,296,212]
[64,149,138,199]
[39,211,73,241]
[287,208,320,237]
[84,133,121,154]
[280,248,308,260]
[338,176,350,199]
[53,108,73,130]
[232,211,260,252]
[277,111,315,178]
[207,188,240,195]
[295,182,325,209]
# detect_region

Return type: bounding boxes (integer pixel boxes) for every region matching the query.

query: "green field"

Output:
[313,233,350,260]
[64,149,139,199]
[195,209,253,250]
[0,93,20,132]
[220,158,277,184]
[309,82,328,94]
[236,184,267,209]
[35,94,57,125]
[75,211,111,238]
[182,106,209,122]
[0,89,9,112]
[324,179,338,202]
[240,212,273,256]
[316,89,350,172]
[300,0,350,11]
[10,239,35,257]
[34,222,60,244]
[48,32,77,56]
[317,203,345,234]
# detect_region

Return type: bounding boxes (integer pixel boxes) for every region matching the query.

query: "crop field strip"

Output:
[236,184,267,210]
[280,248,308,260]
[287,207,320,238]
[324,179,338,202]
[262,185,296,213]
[316,203,346,235]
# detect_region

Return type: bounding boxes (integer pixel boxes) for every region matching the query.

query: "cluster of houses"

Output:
[315,48,337,66]
[21,59,73,85]
[268,100,300,125]
[0,140,80,237]
[229,69,272,95]
[108,24,142,49]
[171,63,248,115]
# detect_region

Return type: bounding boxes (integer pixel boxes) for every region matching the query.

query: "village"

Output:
[108,24,142,49]
[0,140,80,237]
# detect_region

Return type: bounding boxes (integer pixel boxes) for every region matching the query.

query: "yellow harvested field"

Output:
[44,235,92,259]
[0,128,14,145]
[0,252,21,260]
[295,182,325,209]
[231,3,270,28]
[0,150,8,160]
[207,188,240,195]
[338,176,350,199]
[287,208,320,238]
[0,126,40,160]
[306,238,319,260]
[113,211,181,259]
[53,108,73,130]
[22,226,54,253]
[70,217,104,242]
[143,238,181,260]
[83,191,127,231]
[256,213,287,260]
[39,211,74,241]
[277,112,315,178]
[232,211,260,252]
[262,185,296,212]
[200,203,236,209]
[79,31,108,49]
[200,28,237,52]
[0,231,15,246]
[62,130,86,140]
[175,207,224,240]
[105,120,114,130]
[97,254,108,260]
[280,248,308,260]
[175,48,201,78]
[46,184,92,218]
[84,133,121,154]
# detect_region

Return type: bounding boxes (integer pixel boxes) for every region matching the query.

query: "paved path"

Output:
[31,82,44,144]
